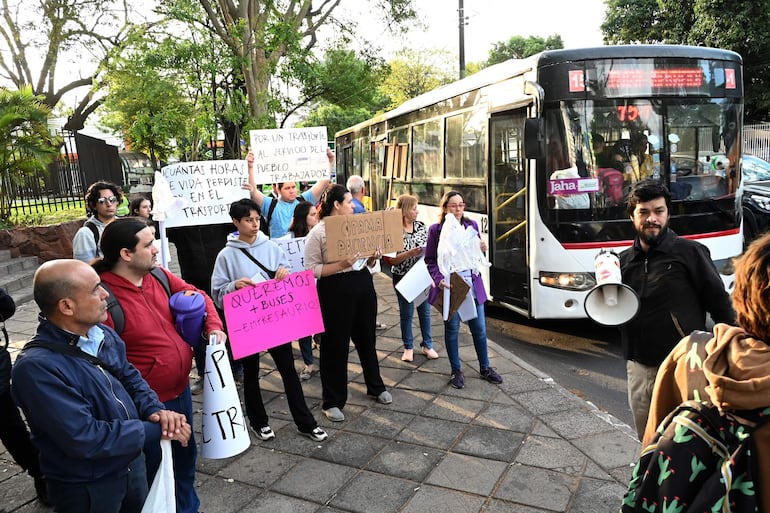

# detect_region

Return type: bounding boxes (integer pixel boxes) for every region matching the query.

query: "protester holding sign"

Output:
[244,148,334,238]
[283,200,320,380]
[384,195,437,362]
[211,198,328,442]
[424,191,503,390]
[304,184,392,422]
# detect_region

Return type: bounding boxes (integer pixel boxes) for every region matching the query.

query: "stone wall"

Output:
[0,220,84,261]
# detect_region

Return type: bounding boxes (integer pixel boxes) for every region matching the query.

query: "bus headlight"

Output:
[539,271,596,291]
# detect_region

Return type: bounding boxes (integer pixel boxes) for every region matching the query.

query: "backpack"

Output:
[597,167,624,206]
[621,399,770,513]
[258,197,278,237]
[84,218,100,248]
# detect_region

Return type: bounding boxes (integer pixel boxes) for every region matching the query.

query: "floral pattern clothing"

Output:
[390,220,428,283]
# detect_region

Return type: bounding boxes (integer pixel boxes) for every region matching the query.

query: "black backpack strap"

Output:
[238,248,277,279]
[84,218,100,248]
[266,197,277,225]
[100,267,172,336]
[150,267,172,297]
[24,340,118,376]
[100,281,125,335]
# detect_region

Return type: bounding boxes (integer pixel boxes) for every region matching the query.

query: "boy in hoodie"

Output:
[211,198,328,443]
[642,231,770,511]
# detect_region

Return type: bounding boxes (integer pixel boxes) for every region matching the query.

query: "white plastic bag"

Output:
[141,439,176,513]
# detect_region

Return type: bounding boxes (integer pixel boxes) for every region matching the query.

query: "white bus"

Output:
[335,45,743,319]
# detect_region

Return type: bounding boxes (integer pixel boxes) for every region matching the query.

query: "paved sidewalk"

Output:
[1,266,640,513]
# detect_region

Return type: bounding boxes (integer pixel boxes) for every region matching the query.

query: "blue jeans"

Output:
[298,336,314,366]
[395,288,433,350]
[444,301,490,373]
[143,386,199,513]
[46,454,147,513]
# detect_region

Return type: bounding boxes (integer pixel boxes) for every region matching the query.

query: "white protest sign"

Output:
[200,344,250,459]
[161,160,249,228]
[394,258,433,303]
[248,127,329,185]
[274,236,307,273]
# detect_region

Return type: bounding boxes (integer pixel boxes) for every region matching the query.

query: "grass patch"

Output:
[1,201,86,229]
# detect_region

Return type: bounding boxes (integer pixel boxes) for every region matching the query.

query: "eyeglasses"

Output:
[97,196,118,205]
[446,202,465,209]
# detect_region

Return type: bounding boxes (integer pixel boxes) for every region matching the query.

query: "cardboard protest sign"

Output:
[200,343,250,459]
[323,210,404,260]
[432,272,471,320]
[275,236,307,273]
[248,127,329,185]
[161,160,248,228]
[223,270,324,360]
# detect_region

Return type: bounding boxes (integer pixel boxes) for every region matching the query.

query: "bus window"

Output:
[412,120,442,178]
[446,110,486,179]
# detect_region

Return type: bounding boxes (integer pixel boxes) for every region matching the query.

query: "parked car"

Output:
[740,155,770,245]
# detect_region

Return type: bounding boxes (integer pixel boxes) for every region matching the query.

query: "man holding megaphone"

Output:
[616,180,735,440]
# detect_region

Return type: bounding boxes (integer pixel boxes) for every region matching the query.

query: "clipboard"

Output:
[432,272,471,320]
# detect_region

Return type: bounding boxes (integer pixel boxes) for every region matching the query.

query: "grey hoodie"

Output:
[211,232,290,309]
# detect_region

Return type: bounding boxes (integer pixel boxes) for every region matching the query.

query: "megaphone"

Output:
[584,250,640,326]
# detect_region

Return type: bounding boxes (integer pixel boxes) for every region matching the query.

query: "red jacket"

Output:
[100,268,223,402]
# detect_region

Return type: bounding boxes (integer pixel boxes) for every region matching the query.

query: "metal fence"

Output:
[744,123,770,162]
[2,130,86,219]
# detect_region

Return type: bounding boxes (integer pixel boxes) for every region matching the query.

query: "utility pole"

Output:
[458,0,468,79]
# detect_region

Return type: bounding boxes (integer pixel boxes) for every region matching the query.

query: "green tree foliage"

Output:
[188,0,417,129]
[0,87,61,219]
[486,34,564,66]
[279,45,388,127]
[0,0,148,130]
[99,48,192,167]
[602,0,770,120]
[299,104,376,139]
[380,48,454,109]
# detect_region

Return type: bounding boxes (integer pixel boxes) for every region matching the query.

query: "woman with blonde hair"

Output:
[385,194,437,362]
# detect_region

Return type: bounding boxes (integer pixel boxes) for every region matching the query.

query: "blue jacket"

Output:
[11,318,165,483]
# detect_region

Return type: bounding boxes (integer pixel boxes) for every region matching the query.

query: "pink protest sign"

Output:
[223,270,324,360]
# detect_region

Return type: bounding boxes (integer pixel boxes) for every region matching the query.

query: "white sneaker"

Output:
[377,390,393,405]
[252,425,275,441]
[299,427,329,442]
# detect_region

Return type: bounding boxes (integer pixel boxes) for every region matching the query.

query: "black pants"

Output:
[317,269,386,411]
[0,390,41,478]
[242,342,317,432]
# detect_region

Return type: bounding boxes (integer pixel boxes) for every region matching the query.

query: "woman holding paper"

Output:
[384,194,437,362]
[424,191,503,389]
[304,184,391,423]
[211,198,328,443]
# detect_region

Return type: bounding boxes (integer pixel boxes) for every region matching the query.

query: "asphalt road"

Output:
[485,305,634,428]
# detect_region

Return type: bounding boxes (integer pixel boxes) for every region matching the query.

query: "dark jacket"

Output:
[619,228,735,366]
[11,319,164,483]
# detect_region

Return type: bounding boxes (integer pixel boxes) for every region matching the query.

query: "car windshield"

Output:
[742,156,770,182]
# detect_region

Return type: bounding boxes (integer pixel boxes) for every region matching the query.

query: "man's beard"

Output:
[638,223,667,247]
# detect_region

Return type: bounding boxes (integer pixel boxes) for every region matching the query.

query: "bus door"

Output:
[489,111,530,312]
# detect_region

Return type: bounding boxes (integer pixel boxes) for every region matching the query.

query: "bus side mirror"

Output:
[524,118,545,159]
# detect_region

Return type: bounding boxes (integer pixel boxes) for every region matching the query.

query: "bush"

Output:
[2,202,86,229]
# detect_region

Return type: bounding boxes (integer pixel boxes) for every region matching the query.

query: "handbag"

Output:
[0,287,16,395]
[141,439,176,513]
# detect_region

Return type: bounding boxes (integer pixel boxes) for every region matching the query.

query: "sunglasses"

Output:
[97,196,118,205]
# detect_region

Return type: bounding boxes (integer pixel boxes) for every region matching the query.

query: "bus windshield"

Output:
[541,97,741,241]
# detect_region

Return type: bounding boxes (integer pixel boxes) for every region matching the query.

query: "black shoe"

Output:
[33,475,52,507]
